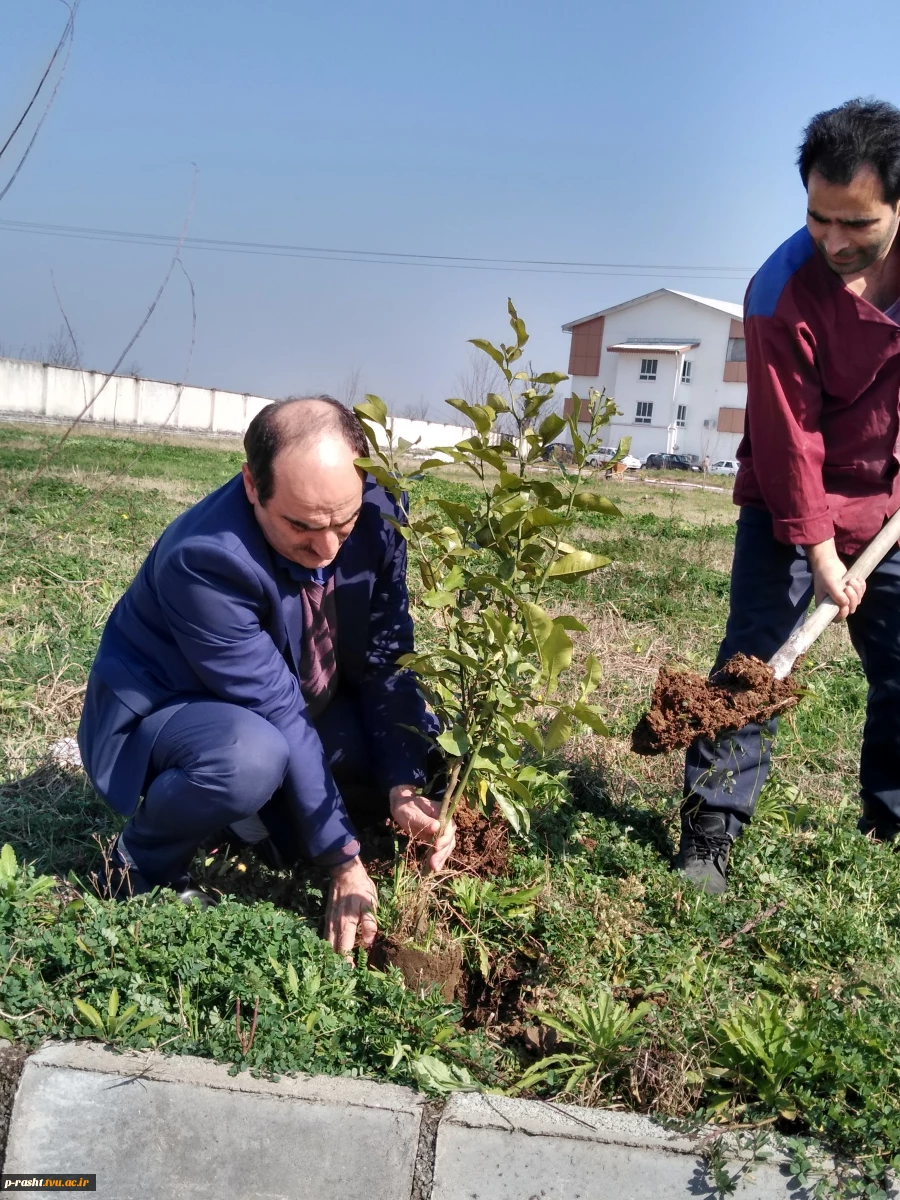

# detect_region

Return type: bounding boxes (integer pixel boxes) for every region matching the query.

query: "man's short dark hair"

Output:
[243,395,369,504]
[798,98,900,206]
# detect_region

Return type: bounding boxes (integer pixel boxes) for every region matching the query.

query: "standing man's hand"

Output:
[806,538,866,621]
[325,857,378,958]
[389,785,456,872]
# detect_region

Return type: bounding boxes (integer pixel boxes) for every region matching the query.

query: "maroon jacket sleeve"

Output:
[744,311,835,546]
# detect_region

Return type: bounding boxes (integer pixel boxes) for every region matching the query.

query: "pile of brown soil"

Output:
[452,803,509,874]
[370,937,463,1003]
[631,652,800,756]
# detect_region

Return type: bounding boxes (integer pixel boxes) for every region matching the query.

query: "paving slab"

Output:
[5,1042,425,1200]
[432,1092,813,1200]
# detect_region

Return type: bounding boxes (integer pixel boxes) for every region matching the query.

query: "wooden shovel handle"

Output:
[768,506,900,680]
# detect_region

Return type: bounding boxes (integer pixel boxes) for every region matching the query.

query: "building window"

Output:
[681,359,692,383]
[639,358,658,380]
[635,401,653,424]
[676,404,687,428]
[718,406,746,434]
[726,337,746,362]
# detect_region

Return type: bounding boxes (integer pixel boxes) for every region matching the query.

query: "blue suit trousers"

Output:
[684,506,900,836]
[121,690,386,885]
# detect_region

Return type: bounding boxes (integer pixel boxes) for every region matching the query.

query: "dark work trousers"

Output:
[121,690,391,885]
[684,505,900,838]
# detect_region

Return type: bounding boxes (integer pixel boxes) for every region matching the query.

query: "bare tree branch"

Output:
[0,166,200,518]
[0,1,76,164]
[454,349,505,420]
[338,365,362,408]
[0,1,79,204]
[399,398,431,421]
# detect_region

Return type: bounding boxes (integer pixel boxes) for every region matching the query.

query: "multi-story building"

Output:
[561,288,747,462]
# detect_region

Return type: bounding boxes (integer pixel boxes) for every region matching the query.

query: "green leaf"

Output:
[108,987,119,1020]
[547,551,611,578]
[524,506,568,529]
[354,396,388,427]
[410,1053,479,1095]
[468,338,506,368]
[521,602,553,650]
[74,999,105,1033]
[507,299,529,349]
[436,499,476,525]
[355,459,401,491]
[540,624,573,693]
[538,413,567,444]
[514,721,544,753]
[440,565,466,592]
[437,728,471,756]
[422,590,457,608]
[287,962,300,998]
[446,398,495,435]
[573,702,609,737]
[572,492,622,516]
[544,711,574,750]
[553,615,587,632]
[117,1004,139,1028]
[493,789,526,834]
[580,654,603,698]
[0,843,16,882]
[533,371,569,386]
[130,1016,162,1034]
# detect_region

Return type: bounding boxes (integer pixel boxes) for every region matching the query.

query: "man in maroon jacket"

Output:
[677,98,900,893]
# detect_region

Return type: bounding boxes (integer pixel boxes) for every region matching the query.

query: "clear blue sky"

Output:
[2,0,900,416]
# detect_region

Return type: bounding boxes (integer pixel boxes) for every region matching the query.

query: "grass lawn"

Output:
[1,422,898,1192]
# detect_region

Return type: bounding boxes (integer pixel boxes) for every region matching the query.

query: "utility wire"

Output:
[0,216,755,280]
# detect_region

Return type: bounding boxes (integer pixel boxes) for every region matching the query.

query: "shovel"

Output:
[768,506,900,679]
[632,505,900,755]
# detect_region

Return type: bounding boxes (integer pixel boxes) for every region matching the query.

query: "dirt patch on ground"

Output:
[452,803,509,874]
[632,653,800,755]
[371,938,463,1003]
[460,953,534,1032]
[0,1043,27,1169]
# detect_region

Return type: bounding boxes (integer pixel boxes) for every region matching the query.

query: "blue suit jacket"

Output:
[77,474,428,861]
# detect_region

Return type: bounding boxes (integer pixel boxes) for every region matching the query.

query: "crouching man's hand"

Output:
[389,785,456,872]
[325,857,378,958]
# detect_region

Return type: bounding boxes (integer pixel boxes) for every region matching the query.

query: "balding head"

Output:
[243,395,369,505]
[241,396,368,568]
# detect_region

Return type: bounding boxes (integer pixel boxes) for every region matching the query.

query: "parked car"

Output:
[586,446,642,470]
[643,453,702,472]
[709,459,739,476]
[540,442,575,464]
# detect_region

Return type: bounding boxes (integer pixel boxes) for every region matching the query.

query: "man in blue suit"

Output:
[78,396,455,954]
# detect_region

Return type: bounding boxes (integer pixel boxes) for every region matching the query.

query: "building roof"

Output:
[607,339,699,354]
[562,288,743,330]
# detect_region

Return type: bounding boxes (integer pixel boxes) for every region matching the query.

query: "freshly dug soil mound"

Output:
[371,937,464,1003]
[631,653,800,756]
[452,803,509,874]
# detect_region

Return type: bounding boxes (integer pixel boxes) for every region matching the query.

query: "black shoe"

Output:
[674,810,733,895]
[97,839,217,909]
[857,815,900,843]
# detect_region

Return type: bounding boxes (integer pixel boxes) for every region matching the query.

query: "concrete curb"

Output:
[5,1043,424,1200]
[3,1043,890,1199]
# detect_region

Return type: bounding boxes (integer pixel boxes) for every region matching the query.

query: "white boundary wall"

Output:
[0,356,473,449]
